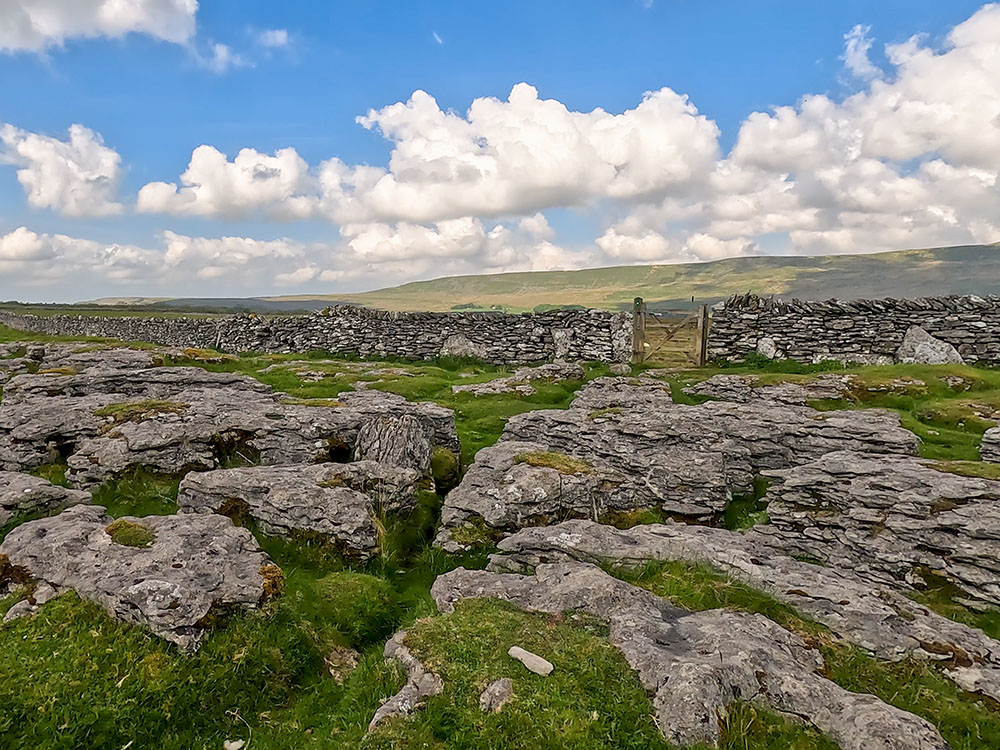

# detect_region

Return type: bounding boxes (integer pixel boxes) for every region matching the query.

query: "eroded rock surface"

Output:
[0,471,90,526]
[368,630,444,731]
[981,426,1000,463]
[355,414,433,474]
[0,504,276,651]
[451,362,585,397]
[177,461,421,556]
[432,562,946,750]
[757,451,1000,608]
[682,373,853,405]
[0,362,457,485]
[491,519,1000,701]
[437,377,918,546]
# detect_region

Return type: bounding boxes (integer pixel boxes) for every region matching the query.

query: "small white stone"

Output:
[508,646,553,676]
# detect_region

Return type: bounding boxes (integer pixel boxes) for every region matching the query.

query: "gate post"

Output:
[631,297,646,364]
[694,303,709,366]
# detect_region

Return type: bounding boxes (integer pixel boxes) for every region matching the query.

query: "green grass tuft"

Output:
[514,451,594,475]
[105,518,156,547]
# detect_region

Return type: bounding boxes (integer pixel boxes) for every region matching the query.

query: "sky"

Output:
[0,1,998,302]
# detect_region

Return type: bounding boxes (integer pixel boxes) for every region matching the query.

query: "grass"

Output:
[92,399,188,426]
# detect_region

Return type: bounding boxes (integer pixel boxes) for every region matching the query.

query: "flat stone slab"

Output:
[682,373,853,405]
[491,519,1000,703]
[177,461,421,557]
[452,362,585,397]
[0,504,277,651]
[431,562,947,750]
[0,360,458,485]
[758,450,1000,608]
[436,377,918,547]
[981,426,1000,463]
[0,471,90,526]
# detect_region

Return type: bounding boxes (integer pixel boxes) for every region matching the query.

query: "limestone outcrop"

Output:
[436,377,918,546]
[451,362,585,397]
[757,450,1000,608]
[490,519,1000,701]
[0,504,277,651]
[431,562,947,750]
[0,471,90,526]
[682,373,853,405]
[177,461,421,556]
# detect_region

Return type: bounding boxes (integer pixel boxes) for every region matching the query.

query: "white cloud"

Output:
[1,123,123,216]
[842,24,882,80]
[138,82,720,224]
[432,31,443,45]
[194,42,250,73]
[0,0,198,53]
[257,28,288,48]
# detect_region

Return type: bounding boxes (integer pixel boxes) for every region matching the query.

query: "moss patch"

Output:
[514,451,594,475]
[932,460,1000,481]
[93,399,187,428]
[105,519,156,548]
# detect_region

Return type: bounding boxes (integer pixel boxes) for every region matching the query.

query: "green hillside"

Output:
[269,243,1000,312]
[83,243,1000,314]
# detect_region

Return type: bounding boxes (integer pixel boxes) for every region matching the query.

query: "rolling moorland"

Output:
[84,242,1000,314]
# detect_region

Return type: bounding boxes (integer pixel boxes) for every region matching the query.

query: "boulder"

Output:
[0,471,90,526]
[758,451,1000,607]
[0,504,277,651]
[355,415,433,474]
[491,519,1000,702]
[177,461,421,557]
[756,336,780,359]
[895,326,964,365]
[431,562,947,750]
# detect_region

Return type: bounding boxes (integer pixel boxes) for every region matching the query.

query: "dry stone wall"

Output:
[0,307,631,365]
[709,293,1000,364]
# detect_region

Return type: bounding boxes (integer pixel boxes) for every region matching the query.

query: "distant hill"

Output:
[88,243,1000,313]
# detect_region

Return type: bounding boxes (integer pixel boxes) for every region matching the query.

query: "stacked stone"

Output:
[0,306,632,365]
[709,293,1000,363]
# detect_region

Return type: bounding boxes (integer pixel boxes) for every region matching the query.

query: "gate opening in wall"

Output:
[631,297,710,367]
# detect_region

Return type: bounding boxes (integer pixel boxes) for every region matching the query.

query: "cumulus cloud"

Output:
[1,123,123,216]
[842,24,882,80]
[0,0,197,53]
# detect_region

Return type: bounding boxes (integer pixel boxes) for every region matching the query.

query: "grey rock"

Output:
[451,362,585,397]
[437,377,917,544]
[491,519,1000,702]
[355,415,433,474]
[0,471,90,526]
[608,363,632,376]
[325,644,361,683]
[895,326,964,365]
[981,426,1000,463]
[758,450,1000,608]
[479,678,514,713]
[177,461,420,557]
[0,361,458,485]
[431,563,946,750]
[0,504,276,651]
[508,646,553,675]
[683,373,853,405]
[440,333,487,359]
[368,630,444,731]
[756,336,780,359]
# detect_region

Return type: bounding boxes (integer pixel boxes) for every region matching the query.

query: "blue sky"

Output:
[1,0,998,301]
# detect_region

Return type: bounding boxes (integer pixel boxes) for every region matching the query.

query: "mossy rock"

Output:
[514,451,594,475]
[93,400,187,428]
[313,572,400,647]
[431,446,461,493]
[105,519,156,548]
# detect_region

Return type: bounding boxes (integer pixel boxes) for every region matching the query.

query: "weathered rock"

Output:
[355,415,433,474]
[437,377,918,545]
[451,362,585,397]
[368,630,444,731]
[508,645,553,675]
[895,326,964,365]
[683,373,853,405]
[756,336,780,359]
[0,471,90,526]
[608,363,632,376]
[758,451,1000,608]
[177,461,421,557]
[432,563,946,750]
[0,361,458,485]
[981,426,1000,463]
[491,519,1000,702]
[0,504,276,651]
[325,644,361,683]
[479,678,514,713]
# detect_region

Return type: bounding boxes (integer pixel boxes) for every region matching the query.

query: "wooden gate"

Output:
[631,297,709,367]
